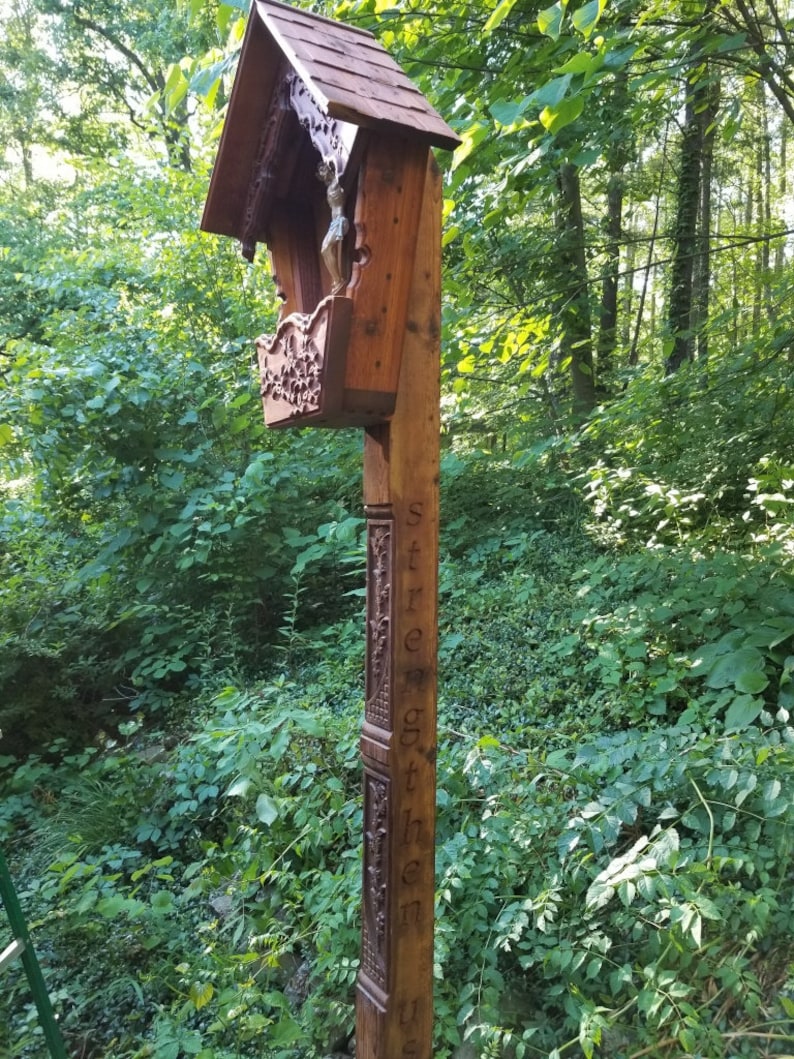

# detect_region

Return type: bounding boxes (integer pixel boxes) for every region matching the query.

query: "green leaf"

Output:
[150,891,174,914]
[191,58,227,99]
[484,0,519,33]
[539,96,584,134]
[735,670,768,694]
[529,74,572,110]
[490,99,528,126]
[705,647,765,689]
[538,1,565,39]
[96,895,128,917]
[556,53,597,75]
[189,981,214,1011]
[293,712,325,737]
[572,0,605,38]
[724,694,764,732]
[269,1018,303,1045]
[255,792,279,825]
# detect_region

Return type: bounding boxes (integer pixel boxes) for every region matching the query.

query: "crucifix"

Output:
[200,3,459,1056]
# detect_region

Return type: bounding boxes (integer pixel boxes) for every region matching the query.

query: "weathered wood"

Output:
[357,152,441,1059]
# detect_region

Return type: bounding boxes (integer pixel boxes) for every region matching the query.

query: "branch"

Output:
[49,1,164,96]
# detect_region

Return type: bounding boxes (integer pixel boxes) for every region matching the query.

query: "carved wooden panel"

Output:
[287,69,354,180]
[256,295,351,426]
[365,516,393,730]
[361,771,389,990]
[240,62,293,261]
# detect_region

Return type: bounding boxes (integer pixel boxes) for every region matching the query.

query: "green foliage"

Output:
[577,343,794,551]
[2,0,794,1056]
[434,718,793,1058]
[4,621,793,1057]
[1,677,364,1059]
[0,162,365,749]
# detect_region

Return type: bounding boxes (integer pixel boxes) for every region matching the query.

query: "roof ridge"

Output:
[257,0,376,41]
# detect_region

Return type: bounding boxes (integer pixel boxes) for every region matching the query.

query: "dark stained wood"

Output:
[201,12,282,241]
[255,0,459,150]
[201,0,459,247]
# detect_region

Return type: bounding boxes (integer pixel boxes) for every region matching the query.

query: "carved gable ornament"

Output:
[201,0,459,428]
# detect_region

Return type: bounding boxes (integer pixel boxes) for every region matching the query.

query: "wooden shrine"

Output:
[201,3,459,1055]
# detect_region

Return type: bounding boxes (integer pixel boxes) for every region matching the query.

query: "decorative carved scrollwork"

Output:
[287,70,350,178]
[362,773,389,988]
[365,519,392,729]
[256,294,352,426]
[258,313,325,416]
[241,65,293,261]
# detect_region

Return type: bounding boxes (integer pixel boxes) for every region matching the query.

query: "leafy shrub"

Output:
[434,718,794,1058]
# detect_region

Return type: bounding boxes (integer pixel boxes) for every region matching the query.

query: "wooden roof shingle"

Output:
[256,0,459,149]
[201,0,459,242]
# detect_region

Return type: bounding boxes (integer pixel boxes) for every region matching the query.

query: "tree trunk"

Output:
[665,65,705,373]
[620,209,635,355]
[556,161,595,417]
[693,76,719,362]
[775,115,787,275]
[760,83,773,320]
[597,172,623,386]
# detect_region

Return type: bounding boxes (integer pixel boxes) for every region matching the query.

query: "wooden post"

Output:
[199,9,458,1054]
[357,153,440,1059]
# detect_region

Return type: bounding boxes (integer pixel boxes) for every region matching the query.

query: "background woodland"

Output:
[1,0,793,1056]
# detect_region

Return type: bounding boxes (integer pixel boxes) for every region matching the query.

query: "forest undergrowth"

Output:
[2,0,794,1051]
[2,366,794,1058]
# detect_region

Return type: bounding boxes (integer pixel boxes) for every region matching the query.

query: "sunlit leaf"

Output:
[484,0,519,34]
[538,1,565,39]
[572,0,606,38]
[539,95,584,134]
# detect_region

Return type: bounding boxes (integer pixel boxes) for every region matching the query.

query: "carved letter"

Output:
[404,628,422,652]
[406,586,423,613]
[406,502,423,526]
[406,760,419,792]
[403,1042,419,1057]
[402,808,423,846]
[400,999,419,1026]
[407,541,421,570]
[400,707,423,747]
[400,901,422,926]
[402,859,421,885]
[403,668,427,692]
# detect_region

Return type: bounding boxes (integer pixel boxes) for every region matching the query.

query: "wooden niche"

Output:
[200,0,459,428]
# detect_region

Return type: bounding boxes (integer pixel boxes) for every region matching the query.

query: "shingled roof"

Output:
[258,0,460,149]
[201,0,459,243]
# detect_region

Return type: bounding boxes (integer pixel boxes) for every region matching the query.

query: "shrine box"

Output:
[200,0,459,428]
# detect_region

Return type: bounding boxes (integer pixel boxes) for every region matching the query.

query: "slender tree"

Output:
[556,161,596,415]
[665,29,709,374]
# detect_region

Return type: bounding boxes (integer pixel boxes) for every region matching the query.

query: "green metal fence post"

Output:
[0,847,68,1059]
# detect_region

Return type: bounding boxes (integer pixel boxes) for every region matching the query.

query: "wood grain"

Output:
[358,151,440,1059]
